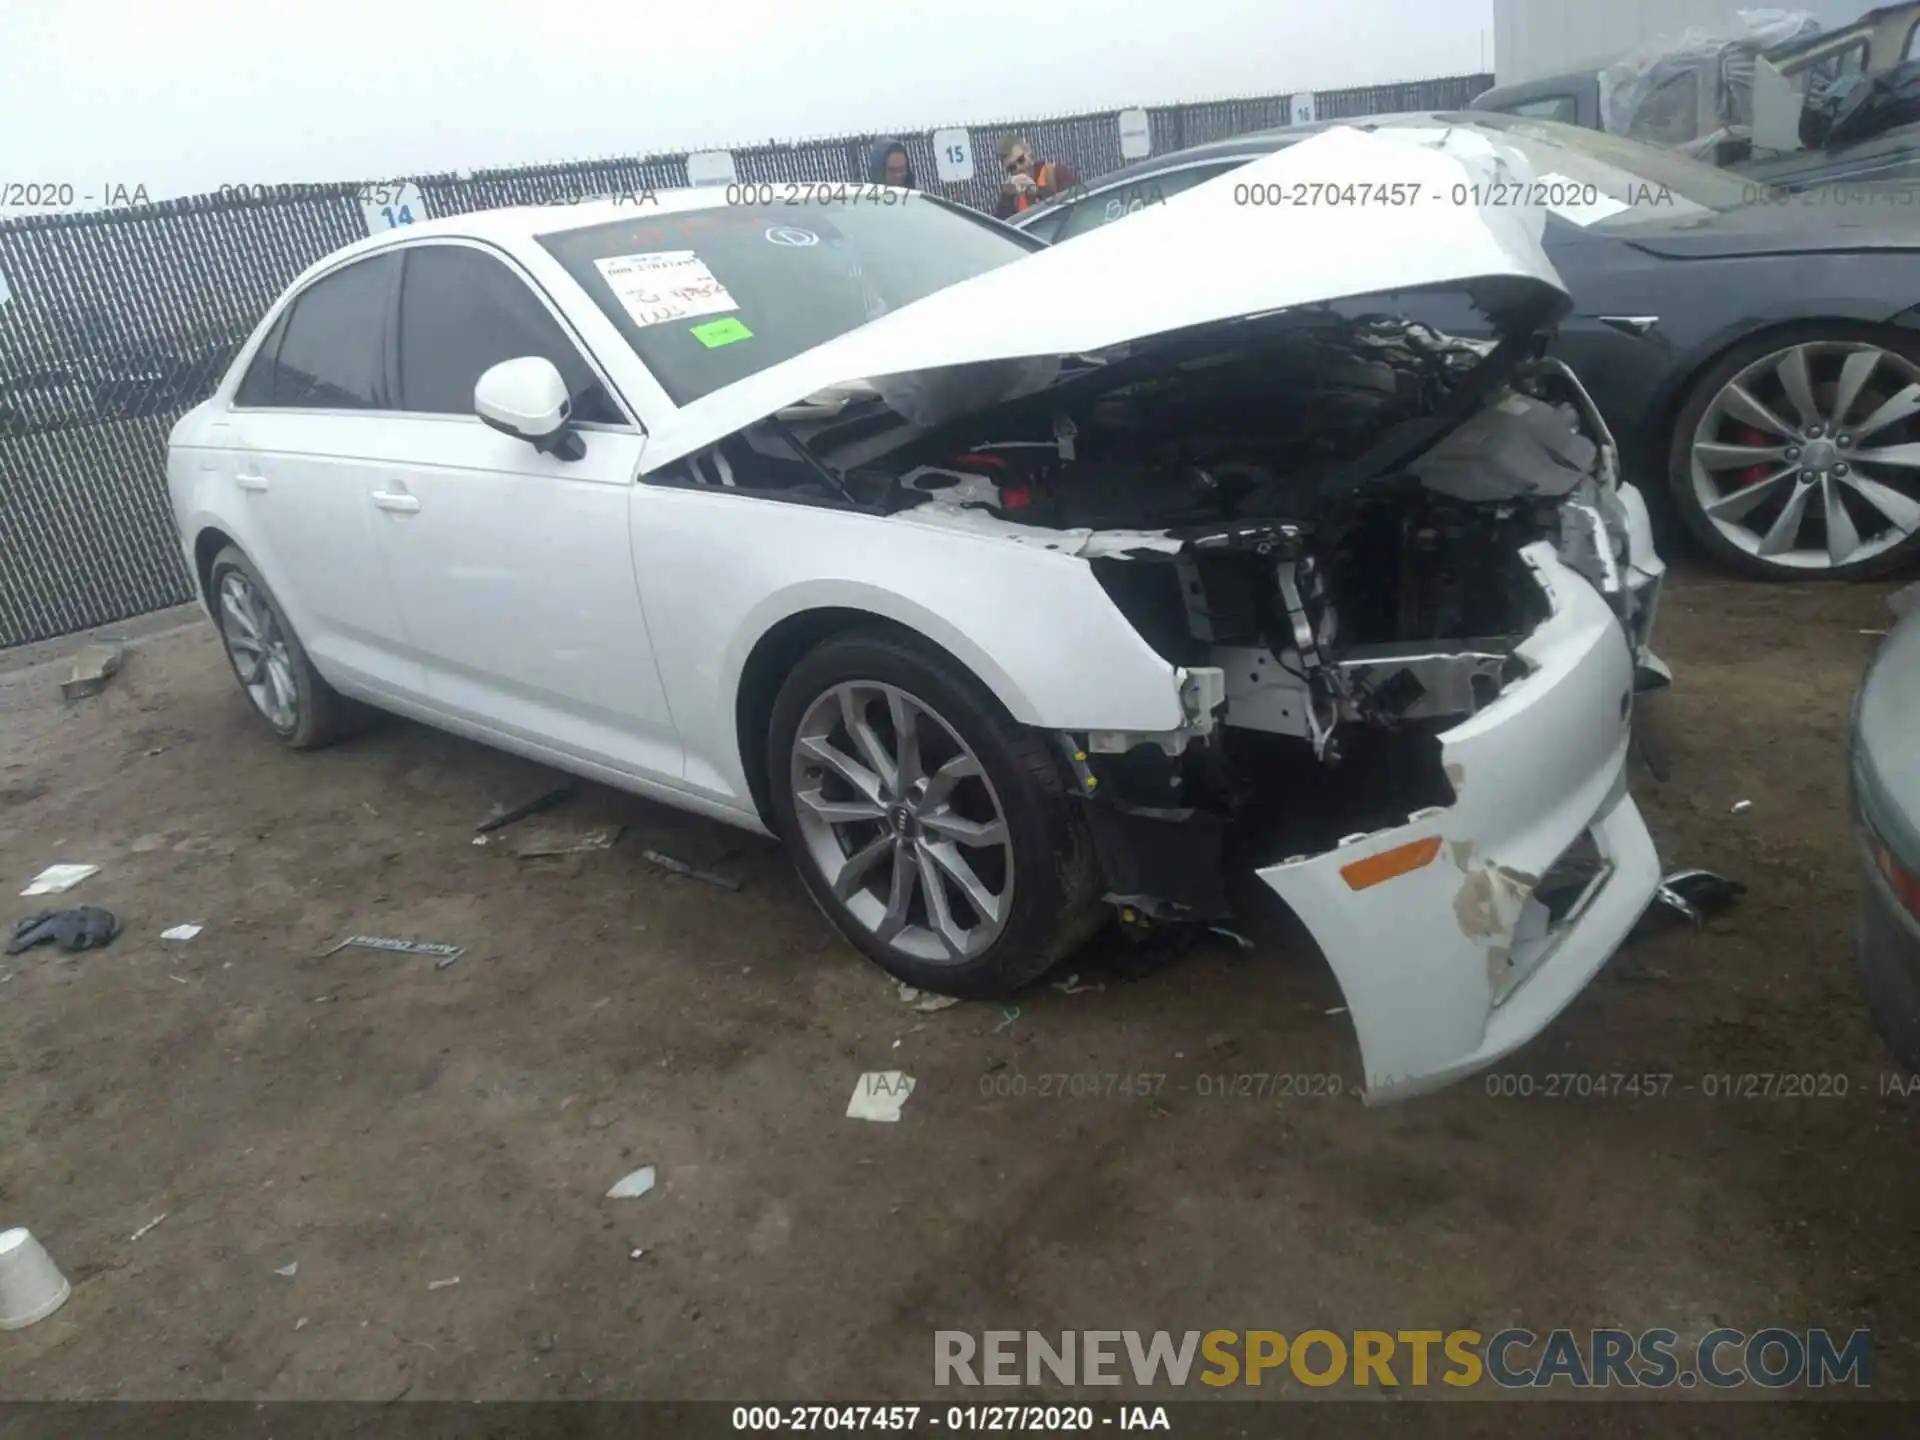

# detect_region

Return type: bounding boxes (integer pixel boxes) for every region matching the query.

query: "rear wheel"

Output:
[767,628,1102,998]
[1667,326,1920,580]
[208,545,355,749]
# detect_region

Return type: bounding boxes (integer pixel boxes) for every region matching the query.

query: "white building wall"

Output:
[1492,0,1867,84]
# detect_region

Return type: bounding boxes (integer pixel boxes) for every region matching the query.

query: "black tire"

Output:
[766,626,1103,998]
[1664,323,1920,582]
[207,545,357,750]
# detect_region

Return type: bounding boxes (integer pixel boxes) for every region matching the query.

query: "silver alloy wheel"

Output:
[1690,340,1920,570]
[218,571,298,731]
[788,681,1015,965]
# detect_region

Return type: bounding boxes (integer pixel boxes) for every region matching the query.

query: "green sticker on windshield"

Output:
[691,317,753,348]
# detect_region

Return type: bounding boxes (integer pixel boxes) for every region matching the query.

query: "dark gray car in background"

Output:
[1851,592,1920,1071]
[1012,112,1920,583]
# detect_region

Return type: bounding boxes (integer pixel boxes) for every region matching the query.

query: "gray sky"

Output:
[1,0,1492,213]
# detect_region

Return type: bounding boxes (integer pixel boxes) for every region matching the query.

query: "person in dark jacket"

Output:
[867,138,918,189]
[993,134,1078,218]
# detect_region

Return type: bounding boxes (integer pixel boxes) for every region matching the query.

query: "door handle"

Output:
[371,490,421,514]
[236,472,269,492]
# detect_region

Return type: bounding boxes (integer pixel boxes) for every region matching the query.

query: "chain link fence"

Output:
[0,74,1493,650]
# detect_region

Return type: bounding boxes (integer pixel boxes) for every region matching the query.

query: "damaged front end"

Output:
[868,307,1668,1099]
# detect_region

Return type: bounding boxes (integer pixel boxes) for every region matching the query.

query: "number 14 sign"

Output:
[360,181,428,235]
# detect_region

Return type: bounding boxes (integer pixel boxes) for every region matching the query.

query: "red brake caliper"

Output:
[1733,424,1774,488]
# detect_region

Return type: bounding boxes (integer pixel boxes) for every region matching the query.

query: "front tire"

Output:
[207,545,354,750]
[1665,325,1920,581]
[766,628,1102,998]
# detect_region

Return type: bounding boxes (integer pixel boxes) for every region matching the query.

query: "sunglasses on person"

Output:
[1004,153,1031,173]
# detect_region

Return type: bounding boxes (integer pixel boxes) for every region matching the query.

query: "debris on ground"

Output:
[7,907,120,955]
[1731,799,1753,814]
[0,1227,72,1331]
[510,824,624,859]
[1208,926,1254,950]
[628,1247,647,1260]
[846,1071,915,1123]
[1326,1006,1349,1016]
[1636,869,1748,936]
[160,924,202,942]
[320,934,466,964]
[605,1165,657,1200]
[1861,629,1889,638]
[991,1006,1021,1035]
[896,981,961,1013]
[426,1276,460,1291]
[475,783,579,836]
[20,864,100,897]
[274,1262,298,1277]
[1050,973,1105,995]
[128,1213,167,1242]
[642,850,742,891]
[61,640,125,701]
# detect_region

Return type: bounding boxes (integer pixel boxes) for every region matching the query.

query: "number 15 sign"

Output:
[931,128,974,184]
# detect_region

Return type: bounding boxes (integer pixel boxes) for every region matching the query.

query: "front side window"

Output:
[1052,166,1233,242]
[235,253,397,409]
[394,244,622,424]
[539,200,1039,407]
[1503,94,1580,123]
[1787,39,1870,95]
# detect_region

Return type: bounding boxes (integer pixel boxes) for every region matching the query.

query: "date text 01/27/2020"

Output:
[729,1405,1167,1432]
[1228,179,1676,209]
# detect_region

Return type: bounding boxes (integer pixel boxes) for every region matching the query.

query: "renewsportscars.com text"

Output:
[934,1328,1871,1390]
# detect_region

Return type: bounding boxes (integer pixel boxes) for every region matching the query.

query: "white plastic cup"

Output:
[0,1228,72,1330]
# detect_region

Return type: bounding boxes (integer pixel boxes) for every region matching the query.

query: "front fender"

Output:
[630,484,1186,807]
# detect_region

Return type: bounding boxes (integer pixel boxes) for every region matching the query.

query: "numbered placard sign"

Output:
[1117,108,1151,161]
[1290,93,1317,125]
[361,181,427,235]
[931,128,975,184]
[685,150,738,188]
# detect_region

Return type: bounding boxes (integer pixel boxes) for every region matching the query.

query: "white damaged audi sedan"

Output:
[167,126,1670,1101]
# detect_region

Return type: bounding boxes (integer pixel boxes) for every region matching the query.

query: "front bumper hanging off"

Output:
[1256,545,1662,1102]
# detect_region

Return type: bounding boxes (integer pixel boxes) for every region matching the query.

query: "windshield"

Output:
[539,200,1038,407]
[1462,116,1755,227]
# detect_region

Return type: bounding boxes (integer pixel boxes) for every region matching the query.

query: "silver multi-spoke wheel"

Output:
[1690,339,1920,571]
[788,681,1015,965]
[218,570,298,731]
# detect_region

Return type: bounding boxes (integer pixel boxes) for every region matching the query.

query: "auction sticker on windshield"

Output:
[593,250,739,329]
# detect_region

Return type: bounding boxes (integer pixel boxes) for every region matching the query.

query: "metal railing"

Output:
[0,74,1494,649]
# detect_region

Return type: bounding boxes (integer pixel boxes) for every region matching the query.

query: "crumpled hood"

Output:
[636,125,1573,475]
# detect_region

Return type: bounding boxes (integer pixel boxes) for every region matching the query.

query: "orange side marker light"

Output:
[1340,835,1444,891]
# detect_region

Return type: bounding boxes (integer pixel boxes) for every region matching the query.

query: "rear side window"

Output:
[234,253,398,409]
[394,244,623,424]
[1053,166,1233,242]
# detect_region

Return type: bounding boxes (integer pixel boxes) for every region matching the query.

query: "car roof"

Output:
[1016,111,1501,217]
[284,182,918,289]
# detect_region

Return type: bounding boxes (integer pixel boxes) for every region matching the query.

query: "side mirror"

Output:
[474,356,584,460]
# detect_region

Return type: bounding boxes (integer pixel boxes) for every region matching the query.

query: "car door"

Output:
[366,239,683,782]
[218,250,427,701]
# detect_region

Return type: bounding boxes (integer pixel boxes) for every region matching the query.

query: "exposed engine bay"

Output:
[664,311,1649,925]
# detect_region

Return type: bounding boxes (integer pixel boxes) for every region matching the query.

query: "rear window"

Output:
[538,200,1038,407]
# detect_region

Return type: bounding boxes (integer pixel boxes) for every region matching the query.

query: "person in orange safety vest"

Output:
[992,134,1080,219]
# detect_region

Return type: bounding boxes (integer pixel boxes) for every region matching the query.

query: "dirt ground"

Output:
[2,563,1917,1419]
